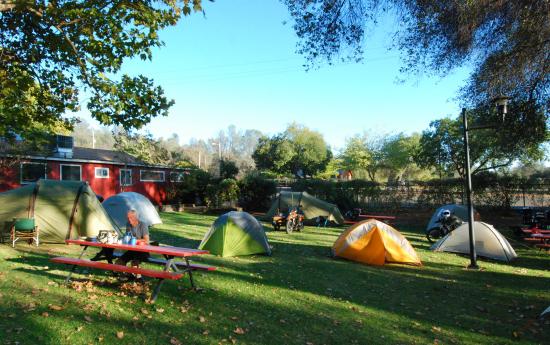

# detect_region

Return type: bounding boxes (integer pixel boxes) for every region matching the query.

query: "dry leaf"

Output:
[84,316,93,322]
[233,327,246,335]
[156,308,164,313]
[230,316,238,321]
[170,337,182,345]
[141,308,149,315]
[199,316,206,323]
[41,312,49,317]
[48,304,64,311]
[77,326,84,332]
[116,331,124,339]
[202,330,209,335]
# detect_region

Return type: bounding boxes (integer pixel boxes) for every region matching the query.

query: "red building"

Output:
[0,138,188,205]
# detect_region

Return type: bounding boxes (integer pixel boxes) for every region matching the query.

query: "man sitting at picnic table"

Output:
[115,209,150,277]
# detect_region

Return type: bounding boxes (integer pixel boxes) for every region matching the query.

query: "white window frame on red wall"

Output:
[20,162,47,184]
[60,164,82,181]
[120,168,132,186]
[94,167,109,178]
[140,170,165,182]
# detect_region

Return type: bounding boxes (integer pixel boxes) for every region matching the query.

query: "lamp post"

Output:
[462,96,510,269]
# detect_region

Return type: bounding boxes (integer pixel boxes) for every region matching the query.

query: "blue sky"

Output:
[78,0,472,150]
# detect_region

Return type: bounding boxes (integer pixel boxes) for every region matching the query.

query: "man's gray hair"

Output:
[127,209,139,217]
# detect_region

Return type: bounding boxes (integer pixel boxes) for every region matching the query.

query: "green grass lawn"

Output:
[1,212,549,345]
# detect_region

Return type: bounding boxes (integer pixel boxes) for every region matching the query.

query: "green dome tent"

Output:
[0,180,120,243]
[199,211,271,257]
[265,191,345,225]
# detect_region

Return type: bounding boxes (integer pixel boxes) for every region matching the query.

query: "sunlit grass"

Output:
[0,212,548,345]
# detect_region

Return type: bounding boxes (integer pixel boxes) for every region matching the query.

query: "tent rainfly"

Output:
[102,192,162,228]
[199,211,271,257]
[332,219,421,266]
[265,191,345,225]
[0,180,120,243]
[430,221,518,262]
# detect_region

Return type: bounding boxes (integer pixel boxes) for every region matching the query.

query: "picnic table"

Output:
[344,214,396,225]
[50,239,215,303]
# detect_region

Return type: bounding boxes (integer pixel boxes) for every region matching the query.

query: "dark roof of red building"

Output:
[71,147,142,164]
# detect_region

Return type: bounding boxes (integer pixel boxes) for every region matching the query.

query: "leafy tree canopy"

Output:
[283,0,548,119]
[252,123,332,176]
[415,101,548,178]
[0,0,206,143]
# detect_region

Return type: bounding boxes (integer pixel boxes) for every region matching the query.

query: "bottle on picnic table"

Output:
[123,230,132,244]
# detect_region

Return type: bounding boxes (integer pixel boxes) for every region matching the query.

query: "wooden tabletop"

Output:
[66,239,209,257]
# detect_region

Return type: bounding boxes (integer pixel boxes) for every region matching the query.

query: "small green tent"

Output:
[0,180,120,243]
[265,191,345,225]
[199,211,271,257]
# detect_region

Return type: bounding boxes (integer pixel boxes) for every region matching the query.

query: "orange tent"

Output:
[332,219,421,266]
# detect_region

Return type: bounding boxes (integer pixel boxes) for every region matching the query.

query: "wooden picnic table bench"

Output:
[50,239,214,303]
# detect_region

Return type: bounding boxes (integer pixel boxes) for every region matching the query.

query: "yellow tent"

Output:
[332,219,421,266]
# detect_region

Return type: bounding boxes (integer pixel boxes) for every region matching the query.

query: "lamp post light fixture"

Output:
[462,95,510,269]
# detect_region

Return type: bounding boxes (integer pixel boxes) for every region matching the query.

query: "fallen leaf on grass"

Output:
[116,331,124,339]
[141,308,149,315]
[156,308,164,313]
[431,326,442,333]
[41,312,49,317]
[230,316,238,321]
[233,327,246,335]
[84,316,93,322]
[202,330,209,335]
[76,326,84,332]
[48,304,64,311]
[199,316,206,323]
[170,337,182,345]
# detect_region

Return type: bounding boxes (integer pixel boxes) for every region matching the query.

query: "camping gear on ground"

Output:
[430,221,518,262]
[199,211,271,257]
[10,217,39,247]
[332,219,422,266]
[426,204,478,241]
[102,192,162,228]
[265,191,345,226]
[0,179,119,243]
[426,210,463,243]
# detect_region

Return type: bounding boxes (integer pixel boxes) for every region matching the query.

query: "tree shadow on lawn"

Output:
[0,277,469,345]
[4,245,549,344]
[205,240,549,341]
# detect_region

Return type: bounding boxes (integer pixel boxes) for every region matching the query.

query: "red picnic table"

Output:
[344,214,396,225]
[50,239,214,303]
[521,228,550,234]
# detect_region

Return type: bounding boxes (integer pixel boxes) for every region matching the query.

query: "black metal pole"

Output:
[462,108,478,269]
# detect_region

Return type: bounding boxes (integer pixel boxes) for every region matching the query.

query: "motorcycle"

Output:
[426,212,463,243]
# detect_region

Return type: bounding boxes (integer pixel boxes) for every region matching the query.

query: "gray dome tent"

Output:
[102,192,162,228]
[0,180,119,243]
[430,221,517,262]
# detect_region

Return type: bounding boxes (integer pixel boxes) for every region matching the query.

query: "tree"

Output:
[114,130,171,166]
[252,124,332,176]
[340,133,385,181]
[283,1,548,123]
[379,133,421,182]
[219,159,239,179]
[415,102,548,178]
[1,1,206,144]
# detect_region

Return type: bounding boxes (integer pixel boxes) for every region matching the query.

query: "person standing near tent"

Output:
[115,210,150,269]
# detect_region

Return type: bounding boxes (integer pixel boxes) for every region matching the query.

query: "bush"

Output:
[206,178,240,207]
[166,169,212,205]
[238,173,277,211]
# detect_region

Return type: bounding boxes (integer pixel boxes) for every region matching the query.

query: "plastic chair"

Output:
[10,218,39,247]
